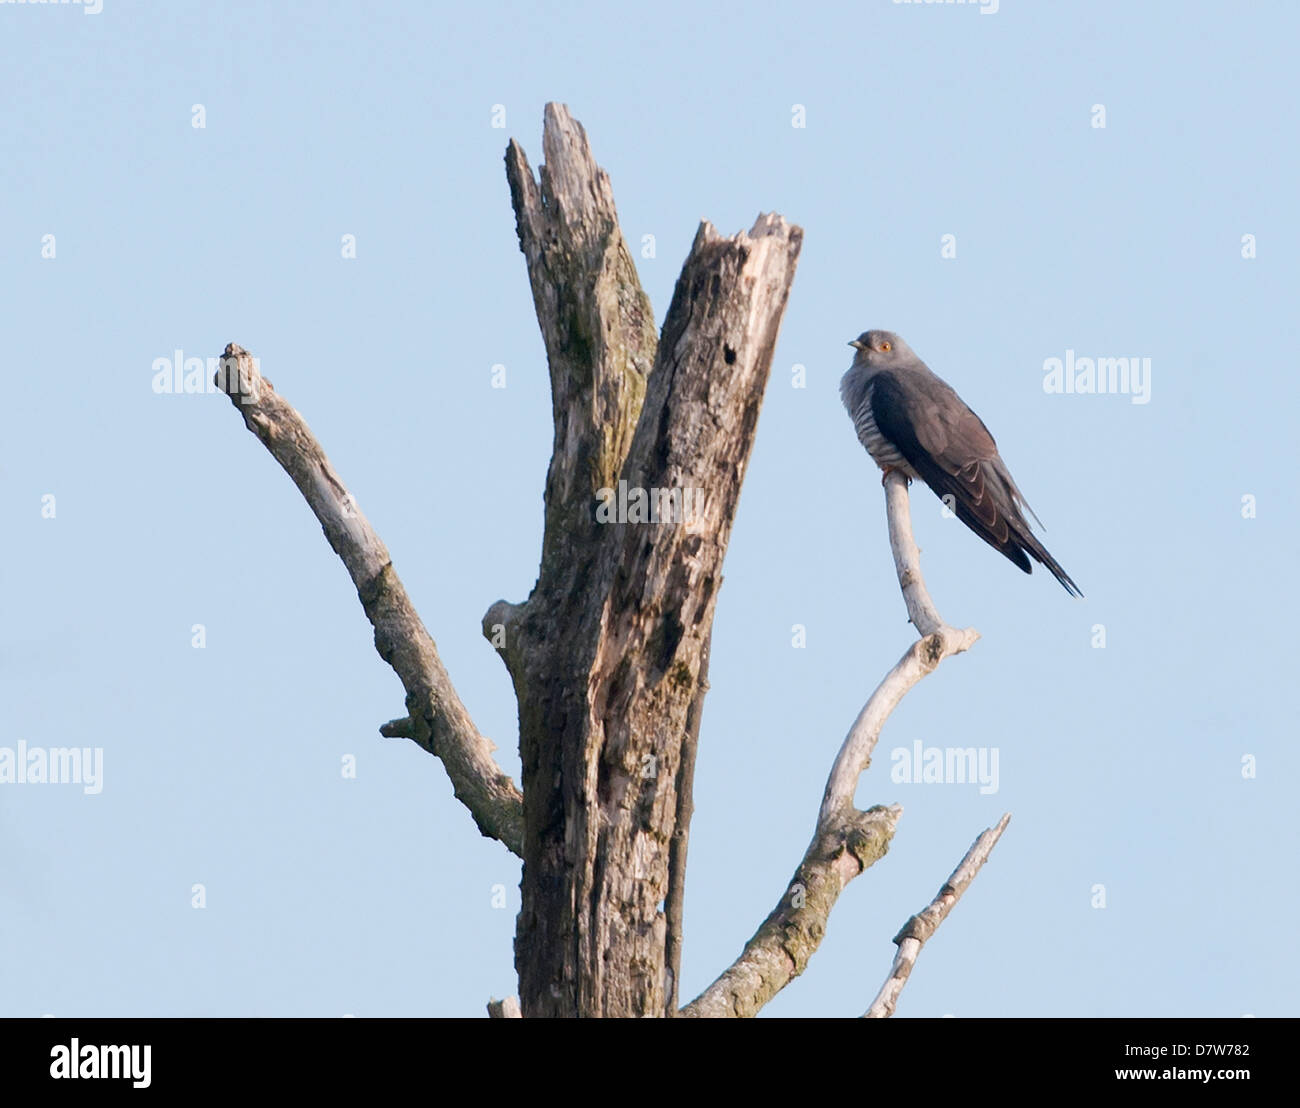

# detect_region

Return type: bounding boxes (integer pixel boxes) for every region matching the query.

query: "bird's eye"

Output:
[880,342,891,352]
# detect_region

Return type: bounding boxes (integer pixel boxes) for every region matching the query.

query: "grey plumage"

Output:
[841,329,1082,597]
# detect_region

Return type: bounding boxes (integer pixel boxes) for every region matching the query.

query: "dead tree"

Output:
[215,103,1008,1018]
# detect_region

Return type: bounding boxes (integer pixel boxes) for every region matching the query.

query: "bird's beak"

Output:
[849,340,866,351]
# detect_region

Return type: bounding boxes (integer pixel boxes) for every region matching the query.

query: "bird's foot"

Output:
[879,465,911,487]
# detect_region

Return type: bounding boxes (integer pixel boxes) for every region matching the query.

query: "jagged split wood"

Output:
[214,103,1009,1019]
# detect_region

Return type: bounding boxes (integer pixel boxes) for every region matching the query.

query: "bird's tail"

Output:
[992,459,1082,597]
[1021,532,1083,597]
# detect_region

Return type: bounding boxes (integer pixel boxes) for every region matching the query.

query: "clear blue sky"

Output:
[2,0,1296,1017]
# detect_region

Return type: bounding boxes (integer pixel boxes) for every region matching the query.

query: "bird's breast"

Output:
[854,382,917,477]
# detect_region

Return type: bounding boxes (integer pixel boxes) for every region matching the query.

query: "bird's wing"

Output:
[869,370,1032,572]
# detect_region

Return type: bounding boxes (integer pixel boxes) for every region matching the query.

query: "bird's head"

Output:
[848,329,911,369]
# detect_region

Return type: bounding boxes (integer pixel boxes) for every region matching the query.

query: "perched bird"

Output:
[841,329,1082,596]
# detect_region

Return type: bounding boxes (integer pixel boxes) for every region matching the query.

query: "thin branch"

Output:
[864,812,1011,1018]
[884,469,945,636]
[214,344,525,856]
[682,470,979,1017]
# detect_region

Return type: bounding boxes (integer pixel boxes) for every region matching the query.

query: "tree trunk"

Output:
[487,104,802,1017]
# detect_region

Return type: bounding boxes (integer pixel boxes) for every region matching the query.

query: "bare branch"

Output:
[214,344,525,856]
[683,471,978,1017]
[820,475,979,822]
[884,469,945,636]
[865,812,1012,1018]
[680,805,901,1018]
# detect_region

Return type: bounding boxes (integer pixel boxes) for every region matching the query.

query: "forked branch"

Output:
[683,471,992,1017]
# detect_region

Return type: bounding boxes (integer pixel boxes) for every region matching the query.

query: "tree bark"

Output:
[489,104,802,1017]
[664,627,709,1016]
